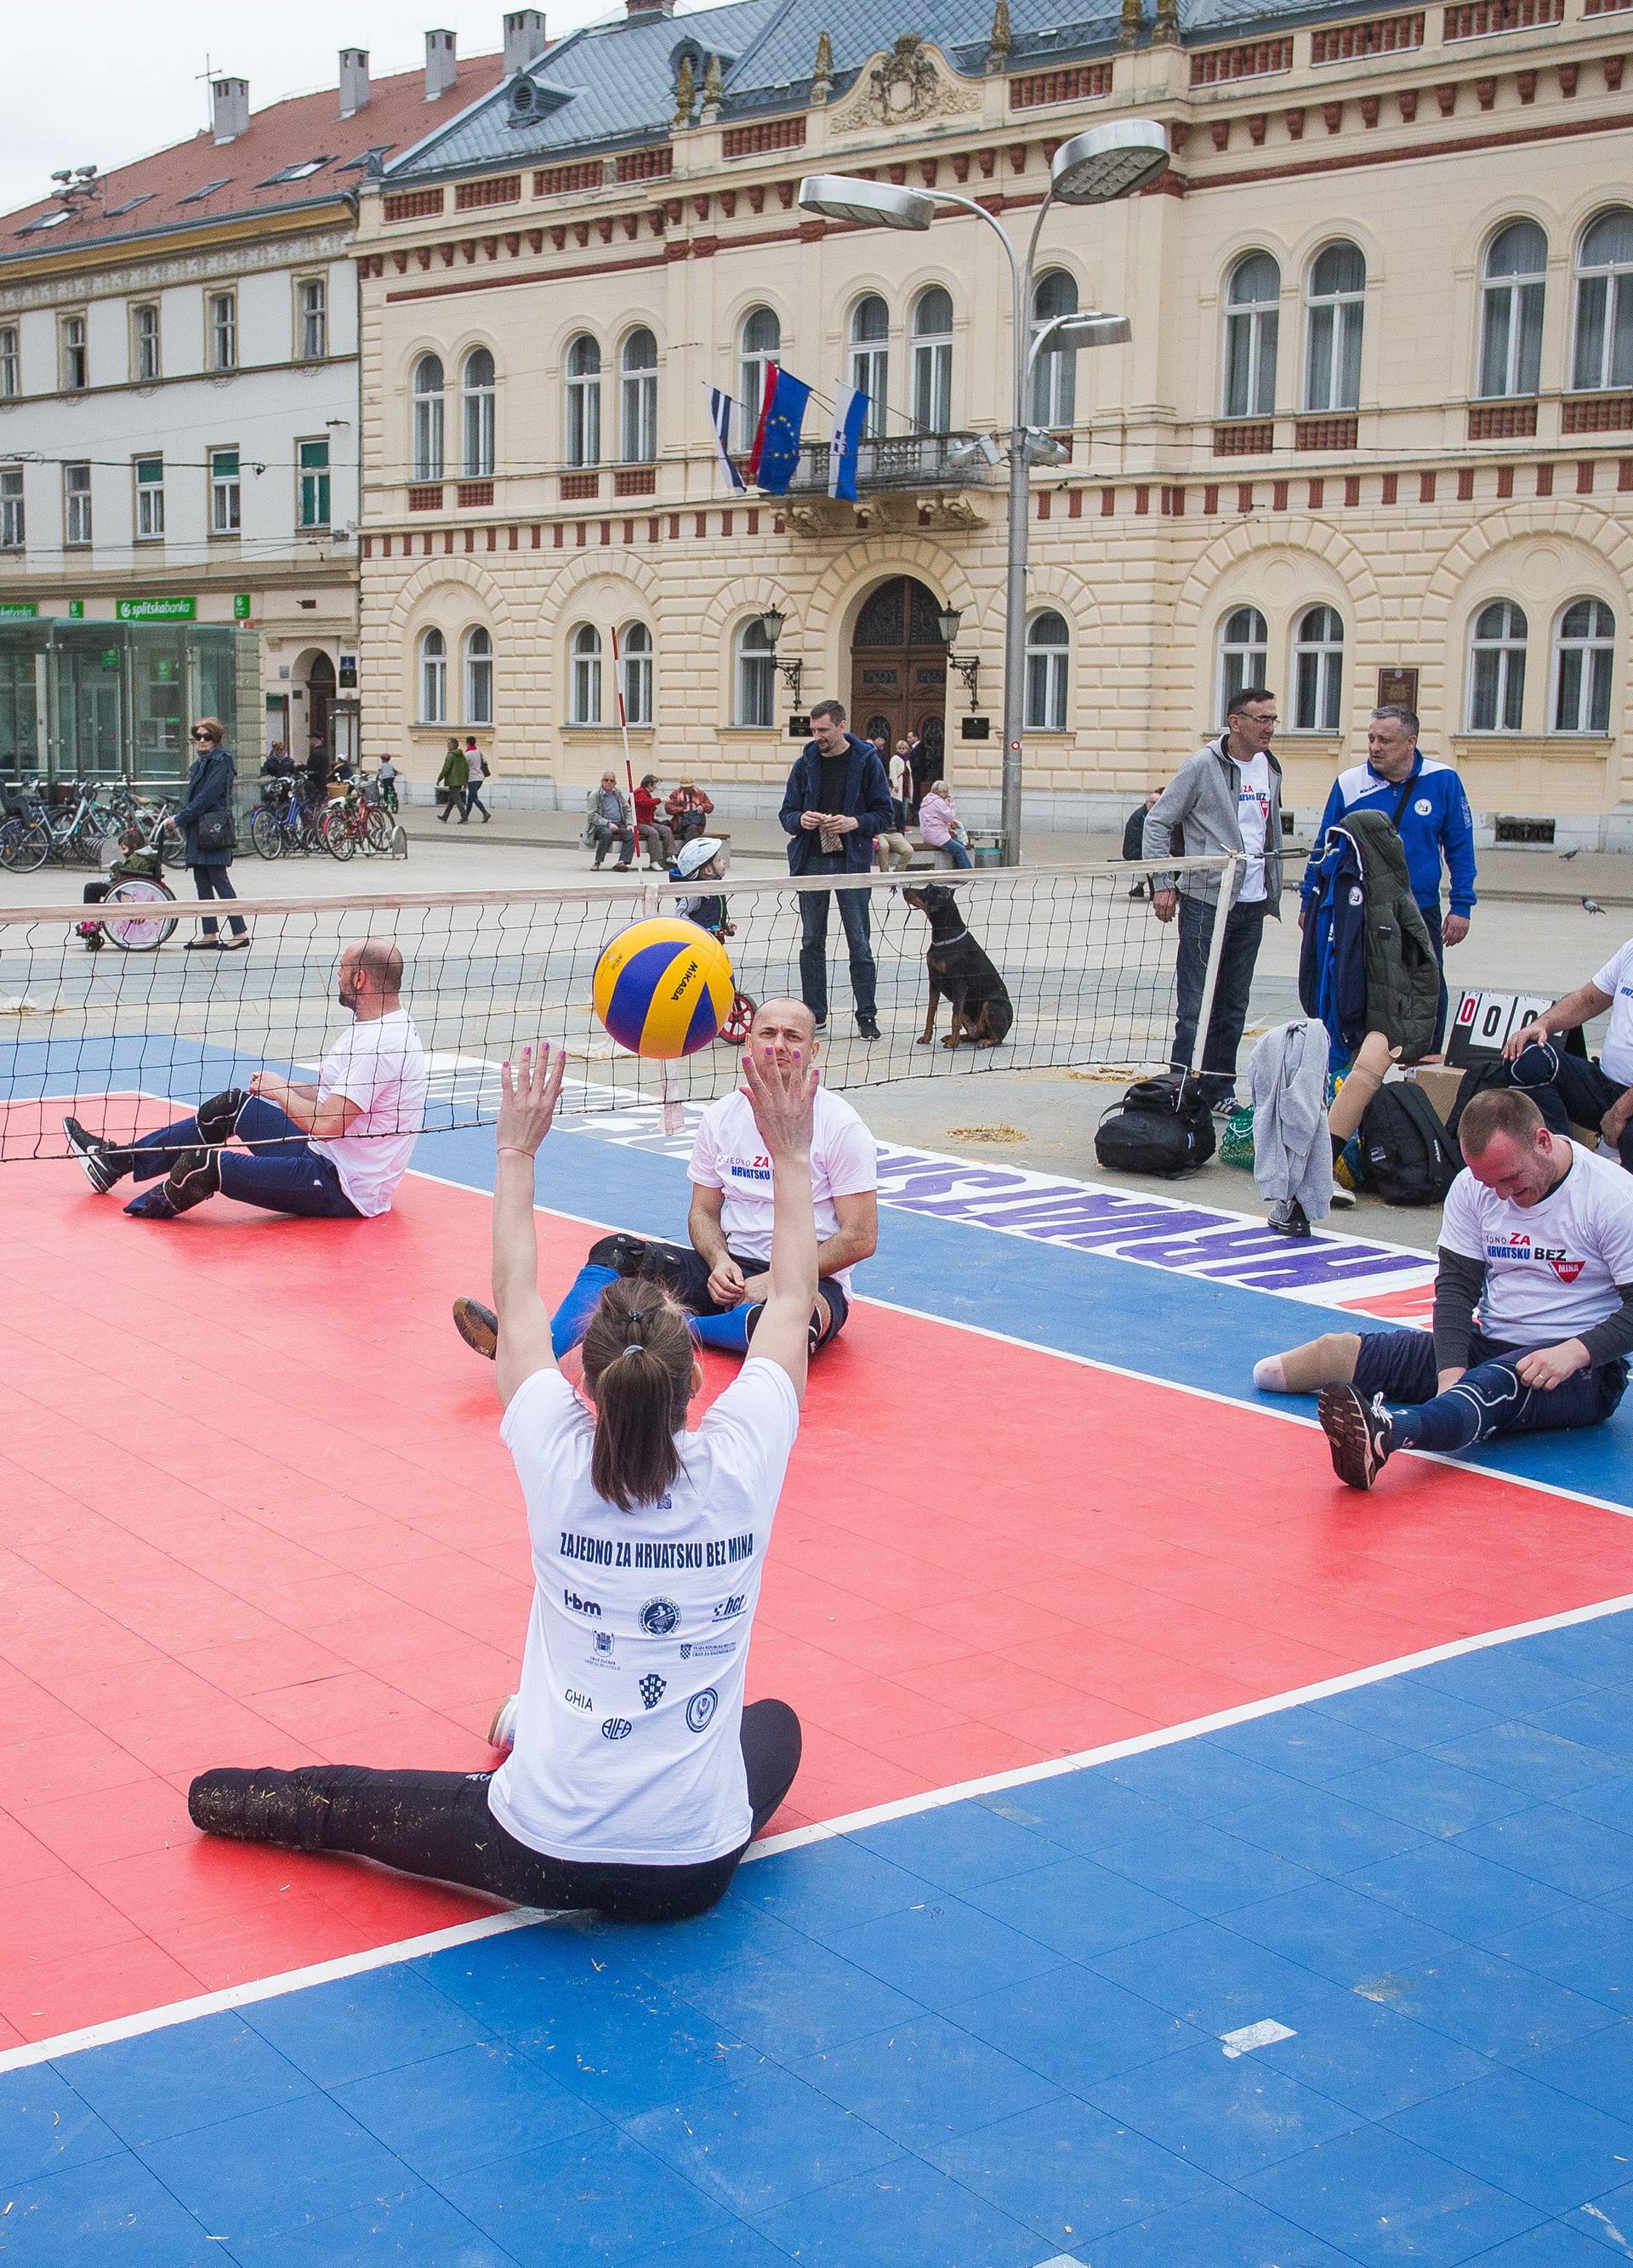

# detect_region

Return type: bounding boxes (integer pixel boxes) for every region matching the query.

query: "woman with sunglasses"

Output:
[176,717,248,950]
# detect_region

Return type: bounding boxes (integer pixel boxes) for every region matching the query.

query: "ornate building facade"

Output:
[356,0,1633,844]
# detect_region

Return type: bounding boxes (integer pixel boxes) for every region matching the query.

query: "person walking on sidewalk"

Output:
[437,738,469,823]
[1144,686,1283,1115]
[464,739,492,823]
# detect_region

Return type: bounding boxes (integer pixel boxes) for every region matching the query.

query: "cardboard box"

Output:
[1410,1065,1464,1129]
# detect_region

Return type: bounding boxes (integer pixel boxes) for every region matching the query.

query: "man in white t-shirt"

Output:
[64,938,428,1222]
[1500,935,1633,1171]
[454,998,878,1362]
[1256,1087,1633,1487]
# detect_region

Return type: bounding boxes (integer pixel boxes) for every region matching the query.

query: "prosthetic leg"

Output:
[1254,1332,1362,1395]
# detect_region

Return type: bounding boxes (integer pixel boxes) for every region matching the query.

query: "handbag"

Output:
[195,804,236,855]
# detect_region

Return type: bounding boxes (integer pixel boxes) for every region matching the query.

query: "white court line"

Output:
[4,1583,1631,2077]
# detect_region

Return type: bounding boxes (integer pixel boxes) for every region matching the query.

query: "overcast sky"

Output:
[1,0,635,214]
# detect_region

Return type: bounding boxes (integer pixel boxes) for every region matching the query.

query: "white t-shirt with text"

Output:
[491,1358,800,1866]
[1592,937,1633,1086]
[1440,1143,1633,1347]
[310,1007,429,1217]
[1235,751,1272,904]
[689,1085,878,1291]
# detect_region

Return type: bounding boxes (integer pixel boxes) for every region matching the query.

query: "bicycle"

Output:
[105,780,186,869]
[320,781,395,860]
[248,776,326,859]
[0,784,49,874]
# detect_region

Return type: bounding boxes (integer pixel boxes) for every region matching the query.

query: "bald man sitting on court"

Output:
[454,997,878,1361]
[64,938,430,1222]
[1257,1086,1633,1489]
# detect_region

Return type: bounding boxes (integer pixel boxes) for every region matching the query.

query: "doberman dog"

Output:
[901,882,1015,1049]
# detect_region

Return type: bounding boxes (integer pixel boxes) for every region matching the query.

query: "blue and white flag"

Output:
[828,381,868,502]
[706,385,745,492]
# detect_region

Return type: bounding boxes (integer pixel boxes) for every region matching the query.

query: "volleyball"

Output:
[591,918,736,1058]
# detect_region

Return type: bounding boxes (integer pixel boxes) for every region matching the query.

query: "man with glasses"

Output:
[1144,687,1284,1116]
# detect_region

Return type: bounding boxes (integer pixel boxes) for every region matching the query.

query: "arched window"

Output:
[738,305,780,437]
[463,626,492,726]
[1304,243,1365,414]
[1292,605,1345,732]
[1572,208,1633,393]
[1030,270,1079,429]
[462,346,495,479]
[412,352,444,481]
[850,295,890,441]
[1223,254,1279,419]
[1478,221,1547,399]
[1217,606,1268,721]
[569,624,601,725]
[735,617,775,728]
[566,334,601,468]
[911,286,953,434]
[1024,610,1070,731]
[418,627,447,723]
[620,327,657,464]
[619,621,652,727]
[1552,597,1615,734]
[1467,601,1528,732]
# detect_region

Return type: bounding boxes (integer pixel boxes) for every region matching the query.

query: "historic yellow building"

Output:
[355,0,1633,846]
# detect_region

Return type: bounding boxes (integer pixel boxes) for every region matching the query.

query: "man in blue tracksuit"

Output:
[1300,703,1476,1046]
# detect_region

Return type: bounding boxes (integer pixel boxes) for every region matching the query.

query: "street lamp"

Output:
[755,606,804,704]
[799,118,1168,863]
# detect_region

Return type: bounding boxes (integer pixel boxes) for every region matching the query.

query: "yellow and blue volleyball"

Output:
[591,918,736,1058]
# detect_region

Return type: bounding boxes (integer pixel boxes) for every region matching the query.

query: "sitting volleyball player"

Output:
[671,833,734,938]
[63,938,428,1222]
[188,1038,811,1922]
[1258,1087,1633,1488]
[454,997,877,1362]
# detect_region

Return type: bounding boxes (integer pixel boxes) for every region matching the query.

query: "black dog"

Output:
[901,883,1015,1049]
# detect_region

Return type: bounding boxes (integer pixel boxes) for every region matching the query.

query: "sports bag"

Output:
[1095,1075,1217,1178]
[1444,1057,1508,1150]
[1359,1080,1459,1205]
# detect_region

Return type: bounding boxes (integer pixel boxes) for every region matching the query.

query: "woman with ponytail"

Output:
[188,1037,816,1923]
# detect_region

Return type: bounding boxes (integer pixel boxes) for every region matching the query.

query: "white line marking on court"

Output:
[6,1585,1631,2078]
[1220,2019,1297,2059]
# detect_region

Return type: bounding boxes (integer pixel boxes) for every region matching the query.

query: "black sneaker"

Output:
[856,1016,882,1041]
[1267,1197,1310,1238]
[452,1296,498,1360]
[63,1114,128,1194]
[1317,1383,1394,1490]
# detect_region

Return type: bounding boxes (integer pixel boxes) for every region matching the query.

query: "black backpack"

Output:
[1095,1075,1217,1178]
[1444,1057,1509,1150]
[1359,1080,1459,1205]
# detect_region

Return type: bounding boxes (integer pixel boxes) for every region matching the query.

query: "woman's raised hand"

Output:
[496,1042,566,1158]
[743,1041,816,1162]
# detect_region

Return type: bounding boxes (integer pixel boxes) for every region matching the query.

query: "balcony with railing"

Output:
[785,433,998,495]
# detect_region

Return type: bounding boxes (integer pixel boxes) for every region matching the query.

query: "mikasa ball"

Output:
[591,918,736,1058]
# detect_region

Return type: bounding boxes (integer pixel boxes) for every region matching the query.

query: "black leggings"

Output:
[189,1697,801,1923]
[191,864,247,937]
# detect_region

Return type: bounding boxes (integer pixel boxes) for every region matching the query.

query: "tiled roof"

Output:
[384,0,1340,179]
[0,48,509,268]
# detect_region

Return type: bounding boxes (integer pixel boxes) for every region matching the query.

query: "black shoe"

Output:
[1267,1197,1311,1238]
[189,1765,326,1850]
[856,1016,881,1041]
[184,937,223,951]
[811,1013,827,1029]
[1317,1383,1394,1490]
[63,1114,129,1194]
[453,1296,498,1360]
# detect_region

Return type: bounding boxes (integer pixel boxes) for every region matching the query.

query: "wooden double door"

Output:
[849,576,946,772]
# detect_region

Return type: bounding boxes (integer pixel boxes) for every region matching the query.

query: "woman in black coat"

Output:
[176,718,248,950]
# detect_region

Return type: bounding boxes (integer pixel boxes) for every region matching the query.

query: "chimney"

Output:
[339,48,371,117]
[210,76,250,144]
[425,28,458,100]
[625,0,676,16]
[504,9,549,72]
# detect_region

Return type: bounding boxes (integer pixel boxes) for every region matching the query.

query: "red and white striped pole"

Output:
[608,623,635,801]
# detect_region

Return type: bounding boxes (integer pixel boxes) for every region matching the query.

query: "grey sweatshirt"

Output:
[1143,735,1284,911]
[1249,1020,1334,1219]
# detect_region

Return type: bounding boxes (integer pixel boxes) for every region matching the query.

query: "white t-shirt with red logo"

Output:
[1440,1142,1633,1346]
[1235,751,1272,904]
[689,1085,877,1291]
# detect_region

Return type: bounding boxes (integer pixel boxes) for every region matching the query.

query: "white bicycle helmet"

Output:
[674,835,725,879]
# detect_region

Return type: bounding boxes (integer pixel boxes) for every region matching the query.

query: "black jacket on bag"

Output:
[175,744,236,869]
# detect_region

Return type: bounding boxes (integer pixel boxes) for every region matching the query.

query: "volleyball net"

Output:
[0,858,1236,1161]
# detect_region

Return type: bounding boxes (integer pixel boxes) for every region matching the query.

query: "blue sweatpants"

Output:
[131,1096,362,1220]
[1352,1323,1627,1454]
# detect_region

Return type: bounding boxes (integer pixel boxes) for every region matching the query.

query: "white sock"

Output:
[1254,1356,1287,1392]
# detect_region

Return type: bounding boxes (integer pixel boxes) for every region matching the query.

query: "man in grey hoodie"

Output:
[1143,686,1283,1114]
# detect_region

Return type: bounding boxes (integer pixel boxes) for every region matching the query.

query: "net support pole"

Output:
[1182,853,1243,1090]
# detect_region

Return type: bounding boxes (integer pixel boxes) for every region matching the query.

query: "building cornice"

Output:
[0,197,356,299]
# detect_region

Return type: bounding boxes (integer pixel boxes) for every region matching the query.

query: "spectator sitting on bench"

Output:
[917,779,972,870]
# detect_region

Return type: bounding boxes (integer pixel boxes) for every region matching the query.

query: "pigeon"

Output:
[1583,898,1607,915]
[1559,846,1581,860]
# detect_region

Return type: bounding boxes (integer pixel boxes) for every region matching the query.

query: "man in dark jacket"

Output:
[779,698,894,1040]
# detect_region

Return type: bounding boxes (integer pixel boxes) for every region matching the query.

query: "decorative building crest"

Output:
[831,35,982,131]
[674,53,696,127]
[1152,0,1180,42]
[701,53,724,122]
[1118,0,1145,50]
[811,28,834,104]
[987,0,1013,72]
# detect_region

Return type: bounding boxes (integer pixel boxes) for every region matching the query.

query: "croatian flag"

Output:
[747,365,811,495]
[828,382,868,502]
[706,385,745,492]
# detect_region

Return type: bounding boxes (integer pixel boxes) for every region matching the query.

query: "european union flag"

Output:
[747,366,811,496]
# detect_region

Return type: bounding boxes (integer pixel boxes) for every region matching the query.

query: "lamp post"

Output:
[754,606,805,707]
[799,119,1169,863]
